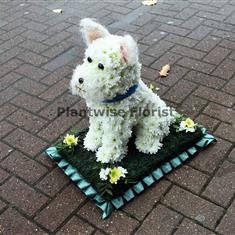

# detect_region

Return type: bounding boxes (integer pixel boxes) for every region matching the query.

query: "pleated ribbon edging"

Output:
[46,128,215,219]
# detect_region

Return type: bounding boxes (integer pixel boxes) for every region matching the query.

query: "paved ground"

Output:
[0,0,234,234]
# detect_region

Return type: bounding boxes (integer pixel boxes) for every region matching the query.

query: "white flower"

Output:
[102,134,122,148]
[96,146,115,163]
[117,166,128,177]
[99,168,110,181]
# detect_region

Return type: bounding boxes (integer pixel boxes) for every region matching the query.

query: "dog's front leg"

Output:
[96,118,132,163]
[83,117,103,152]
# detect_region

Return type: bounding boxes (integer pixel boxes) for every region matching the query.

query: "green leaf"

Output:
[105,189,113,196]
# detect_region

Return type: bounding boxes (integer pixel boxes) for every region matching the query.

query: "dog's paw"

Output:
[83,134,100,152]
[96,146,124,163]
[96,147,112,163]
[135,137,163,154]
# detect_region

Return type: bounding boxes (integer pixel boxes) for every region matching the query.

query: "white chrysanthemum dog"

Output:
[71,18,175,164]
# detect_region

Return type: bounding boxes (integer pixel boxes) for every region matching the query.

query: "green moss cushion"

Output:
[46,127,215,219]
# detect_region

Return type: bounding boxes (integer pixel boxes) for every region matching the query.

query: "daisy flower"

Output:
[63,134,79,148]
[179,118,196,133]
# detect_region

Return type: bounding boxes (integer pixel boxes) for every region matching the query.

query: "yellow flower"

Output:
[184,118,196,128]
[149,84,159,92]
[109,167,122,184]
[149,84,154,91]
[63,134,79,148]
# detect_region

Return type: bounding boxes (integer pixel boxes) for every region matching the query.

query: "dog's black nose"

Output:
[78,77,84,84]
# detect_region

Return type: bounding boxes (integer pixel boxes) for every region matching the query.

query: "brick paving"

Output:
[0,0,234,234]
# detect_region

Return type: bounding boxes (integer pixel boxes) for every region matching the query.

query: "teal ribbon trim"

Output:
[46,128,215,219]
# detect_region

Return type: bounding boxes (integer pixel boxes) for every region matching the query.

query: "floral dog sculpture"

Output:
[70,18,175,169]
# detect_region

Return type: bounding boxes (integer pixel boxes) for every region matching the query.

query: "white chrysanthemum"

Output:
[83,132,101,151]
[118,166,128,177]
[99,168,110,181]
[102,134,122,148]
[96,146,116,163]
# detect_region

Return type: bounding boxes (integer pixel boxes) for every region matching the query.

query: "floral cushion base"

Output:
[46,127,215,219]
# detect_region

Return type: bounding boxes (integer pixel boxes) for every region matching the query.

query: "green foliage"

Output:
[124,177,138,184]
[173,114,185,132]
[58,126,203,201]
[97,182,113,197]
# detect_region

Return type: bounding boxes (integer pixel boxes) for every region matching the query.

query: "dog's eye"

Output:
[87,57,92,63]
[98,63,104,70]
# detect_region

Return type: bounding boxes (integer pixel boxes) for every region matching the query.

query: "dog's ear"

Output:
[80,18,110,46]
[120,35,138,65]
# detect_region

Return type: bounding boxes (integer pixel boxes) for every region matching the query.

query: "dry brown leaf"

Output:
[142,0,158,6]
[159,64,170,77]
[52,9,63,14]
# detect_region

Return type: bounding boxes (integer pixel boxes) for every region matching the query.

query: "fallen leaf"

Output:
[52,9,63,14]
[142,0,158,6]
[159,64,170,77]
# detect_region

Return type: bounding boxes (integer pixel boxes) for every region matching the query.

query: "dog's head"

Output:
[70,18,141,103]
